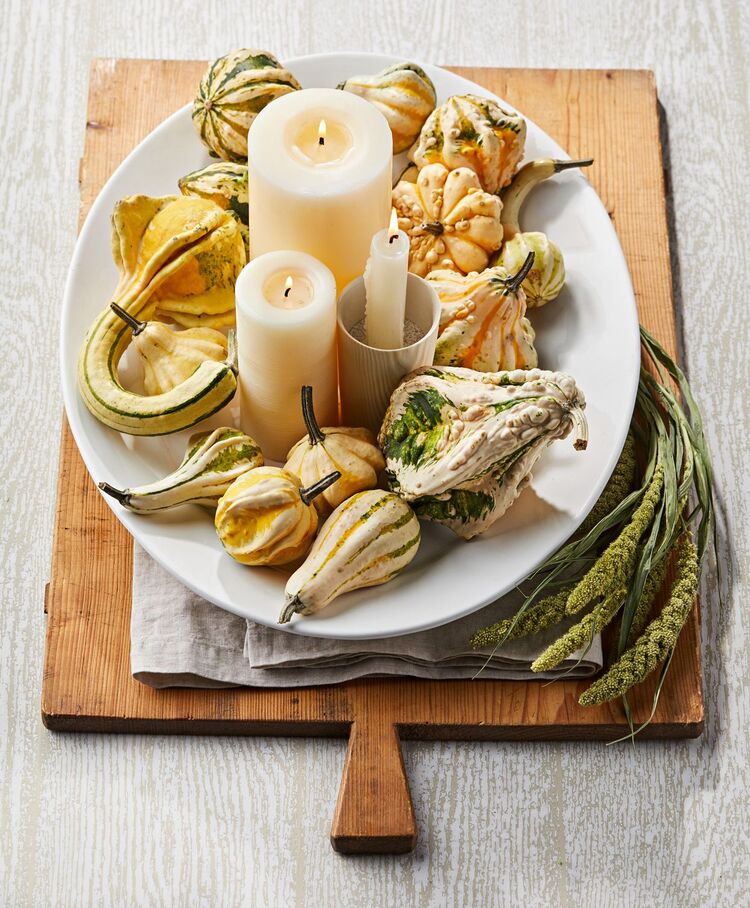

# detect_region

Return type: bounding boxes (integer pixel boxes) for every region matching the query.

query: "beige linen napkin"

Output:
[131,544,602,688]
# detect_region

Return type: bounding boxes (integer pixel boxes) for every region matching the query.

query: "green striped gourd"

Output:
[338,62,436,153]
[279,489,421,623]
[379,365,588,539]
[77,195,244,435]
[178,162,249,255]
[410,94,526,193]
[192,50,301,162]
[99,428,263,513]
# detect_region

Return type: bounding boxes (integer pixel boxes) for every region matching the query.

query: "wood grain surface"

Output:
[2,0,748,904]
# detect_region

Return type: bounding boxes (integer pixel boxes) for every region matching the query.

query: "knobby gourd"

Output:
[99,428,263,513]
[214,466,340,567]
[192,49,301,162]
[128,315,228,396]
[338,62,436,154]
[77,195,245,435]
[392,164,503,277]
[379,365,588,538]
[411,94,526,193]
[284,386,385,516]
[497,158,593,308]
[428,252,538,371]
[279,489,421,623]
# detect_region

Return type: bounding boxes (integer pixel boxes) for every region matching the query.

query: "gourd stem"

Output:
[570,406,589,451]
[98,481,131,506]
[301,385,326,445]
[421,220,444,236]
[299,471,341,506]
[553,158,594,172]
[110,302,146,335]
[504,251,536,293]
[278,595,303,624]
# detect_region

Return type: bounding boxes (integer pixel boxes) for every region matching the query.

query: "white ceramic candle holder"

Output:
[337,273,441,433]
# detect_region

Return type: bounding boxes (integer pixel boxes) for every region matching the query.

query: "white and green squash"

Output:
[192,50,301,162]
[99,428,263,513]
[279,489,421,623]
[338,62,436,154]
[379,365,588,538]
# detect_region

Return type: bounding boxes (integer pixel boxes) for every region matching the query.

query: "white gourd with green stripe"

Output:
[280,489,421,623]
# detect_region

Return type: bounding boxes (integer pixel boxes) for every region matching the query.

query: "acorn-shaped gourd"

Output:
[214,466,340,566]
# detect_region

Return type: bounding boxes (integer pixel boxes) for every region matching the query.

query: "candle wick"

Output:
[318,136,325,146]
[284,287,292,298]
[389,233,398,244]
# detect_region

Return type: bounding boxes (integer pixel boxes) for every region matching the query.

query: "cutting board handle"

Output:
[330,719,416,854]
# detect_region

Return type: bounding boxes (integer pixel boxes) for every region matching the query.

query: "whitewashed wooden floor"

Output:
[2,0,748,904]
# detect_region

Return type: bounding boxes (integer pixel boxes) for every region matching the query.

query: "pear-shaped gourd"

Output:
[192,50,301,162]
[428,253,538,371]
[379,365,588,538]
[392,164,503,277]
[279,489,420,623]
[127,314,228,396]
[77,195,245,435]
[284,386,385,516]
[411,94,526,193]
[338,62,436,154]
[499,232,565,309]
[215,466,340,567]
[99,427,263,513]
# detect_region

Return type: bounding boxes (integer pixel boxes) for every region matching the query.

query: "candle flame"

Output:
[388,207,399,243]
[318,119,326,146]
[284,275,293,298]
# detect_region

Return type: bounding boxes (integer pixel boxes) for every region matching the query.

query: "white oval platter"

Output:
[60,52,640,639]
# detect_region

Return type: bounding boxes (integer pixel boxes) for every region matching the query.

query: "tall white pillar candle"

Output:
[235,251,337,461]
[247,88,393,293]
[364,208,409,349]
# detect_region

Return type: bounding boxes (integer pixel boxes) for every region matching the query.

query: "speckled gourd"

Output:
[379,365,588,538]
[279,489,421,623]
[99,428,263,513]
[214,466,340,567]
[284,386,385,516]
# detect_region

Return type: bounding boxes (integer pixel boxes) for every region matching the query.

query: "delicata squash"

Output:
[77,195,245,435]
[280,489,421,624]
[379,365,588,539]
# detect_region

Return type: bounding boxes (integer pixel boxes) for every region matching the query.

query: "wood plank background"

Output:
[2,0,747,903]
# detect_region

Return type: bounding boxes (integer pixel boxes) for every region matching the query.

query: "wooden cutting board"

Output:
[43,60,703,855]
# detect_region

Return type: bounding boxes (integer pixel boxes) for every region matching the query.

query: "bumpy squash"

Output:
[128,316,228,396]
[338,62,436,154]
[178,161,249,255]
[392,164,503,277]
[284,386,385,516]
[99,428,263,513]
[499,232,565,309]
[77,195,244,435]
[411,94,526,193]
[379,365,588,538]
[215,466,340,567]
[428,254,538,371]
[192,50,301,162]
[279,489,420,623]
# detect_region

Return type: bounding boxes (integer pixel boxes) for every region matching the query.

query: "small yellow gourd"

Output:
[214,466,340,567]
[428,254,538,372]
[392,164,503,277]
[338,62,436,154]
[284,386,385,516]
[126,314,228,395]
[411,94,526,193]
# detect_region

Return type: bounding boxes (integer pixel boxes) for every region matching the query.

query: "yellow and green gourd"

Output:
[77,194,245,435]
[178,161,249,255]
[410,94,526,193]
[284,386,385,516]
[215,466,340,567]
[379,365,588,539]
[192,50,301,162]
[427,253,538,372]
[99,427,263,513]
[279,489,421,623]
[338,62,436,154]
